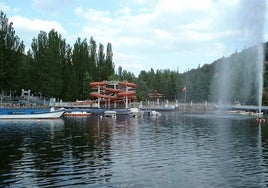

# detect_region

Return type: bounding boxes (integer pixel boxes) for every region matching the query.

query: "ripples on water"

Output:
[0,112,268,187]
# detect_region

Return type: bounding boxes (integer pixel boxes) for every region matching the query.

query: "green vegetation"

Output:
[0,11,114,101]
[1,11,268,105]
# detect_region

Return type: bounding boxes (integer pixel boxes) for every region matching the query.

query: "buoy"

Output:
[256,118,265,123]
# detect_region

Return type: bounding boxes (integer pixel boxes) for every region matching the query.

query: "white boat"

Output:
[104,110,117,117]
[238,110,264,118]
[239,110,250,116]
[129,108,143,117]
[150,110,161,116]
[64,111,91,117]
[0,107,65,119]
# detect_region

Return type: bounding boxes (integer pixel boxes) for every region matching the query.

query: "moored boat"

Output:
[0,107,64,119]
[64,111,91,117]
[150,110,161,116]
[129,108,143,117]
[104,110,117,117]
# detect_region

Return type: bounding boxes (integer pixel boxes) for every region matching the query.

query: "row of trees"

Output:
[2,10,268,105]
[0,11,114,101]
[0,11,184,102]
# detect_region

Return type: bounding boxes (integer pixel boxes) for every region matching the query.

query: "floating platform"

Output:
[140,106,176,111]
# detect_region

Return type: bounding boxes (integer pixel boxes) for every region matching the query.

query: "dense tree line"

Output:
[108,67,182,101]
[182,64,214,103]
[0,11,114,101]
[0,11,184,102]
[136,69,181,101]
[2,10,268,105]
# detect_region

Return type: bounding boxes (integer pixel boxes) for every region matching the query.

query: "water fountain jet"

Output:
[213,1,266,118]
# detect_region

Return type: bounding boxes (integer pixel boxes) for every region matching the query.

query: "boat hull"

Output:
[0,108,64,119]
[104,110,117,117]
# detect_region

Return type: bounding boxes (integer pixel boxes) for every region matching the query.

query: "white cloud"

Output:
[74,0,246,72]
[0,2,10,12]
[133,0,149,5]
[114,52,144,74]
[153,29,173,40]
[156,0,212,13]
[9,16,67,49]
[74,6,153,50]
[116,7,131,16]
[74,7,117,40]
[180,19,212,32]
[10,16,66,34]
[75,7,111,23]
[3,0,267,74]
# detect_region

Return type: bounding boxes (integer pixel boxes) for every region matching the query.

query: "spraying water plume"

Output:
[213,0,266,114]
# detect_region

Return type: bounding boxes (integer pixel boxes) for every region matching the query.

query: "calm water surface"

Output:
[1,112,268,187]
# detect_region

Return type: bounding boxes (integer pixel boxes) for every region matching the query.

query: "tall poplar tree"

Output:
[105,42,114,78]
[0,11,25,93]
[29,29,66,98]
[88,37,97,80]
[72,38,90,99]
[96,42,115,81]
[97,43,105,81]
[61,44,77,100]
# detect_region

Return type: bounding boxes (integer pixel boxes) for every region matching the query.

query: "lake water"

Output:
[1,111,268,187]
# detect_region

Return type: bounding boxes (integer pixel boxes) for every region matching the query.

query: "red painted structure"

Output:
[90,81,137,108]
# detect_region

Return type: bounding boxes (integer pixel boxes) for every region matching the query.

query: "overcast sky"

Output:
[1,0,267,75]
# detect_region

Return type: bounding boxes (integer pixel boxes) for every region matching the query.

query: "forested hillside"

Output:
[182,44,268,105]
[1,10,268,105]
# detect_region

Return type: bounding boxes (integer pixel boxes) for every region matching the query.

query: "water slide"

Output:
[118,81,136,88]
[90,82,107,87]
[90,92,117,101]
[90,81,137,107]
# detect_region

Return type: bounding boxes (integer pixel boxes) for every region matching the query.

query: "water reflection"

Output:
[0,113,268,187]
[0,119,64,186]
[261,123,268,186]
